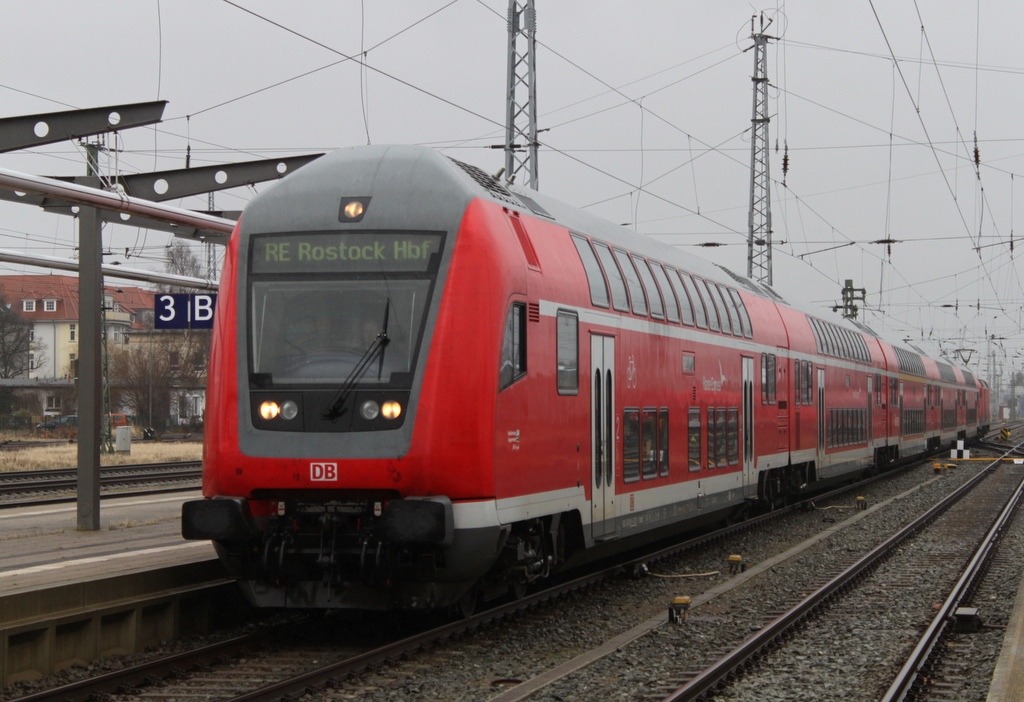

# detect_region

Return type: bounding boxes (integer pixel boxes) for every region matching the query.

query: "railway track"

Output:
[653,442,1024,702]
[0,460,202,504]
[5,449,955,702]
[6,429,1019,701]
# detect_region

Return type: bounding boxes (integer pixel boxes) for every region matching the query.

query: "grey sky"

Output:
[1,1,1022,379]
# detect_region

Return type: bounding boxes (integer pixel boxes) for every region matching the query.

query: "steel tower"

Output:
[505,0,539,189]
[747,15,774,285]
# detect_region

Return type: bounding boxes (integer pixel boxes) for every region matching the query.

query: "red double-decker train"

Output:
[182,145,989,611]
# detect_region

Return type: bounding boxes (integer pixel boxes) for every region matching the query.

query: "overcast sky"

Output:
[1,1,1022,383]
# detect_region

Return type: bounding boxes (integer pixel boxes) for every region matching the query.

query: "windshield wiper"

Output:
[321,298,391,421]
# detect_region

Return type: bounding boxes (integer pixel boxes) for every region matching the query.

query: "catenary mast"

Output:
[505,0,539,189]
[747,14,775,286]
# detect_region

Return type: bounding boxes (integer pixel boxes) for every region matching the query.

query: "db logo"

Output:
[310,462,338,481]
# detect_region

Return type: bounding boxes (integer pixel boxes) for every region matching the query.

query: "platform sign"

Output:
[154,293,217,329]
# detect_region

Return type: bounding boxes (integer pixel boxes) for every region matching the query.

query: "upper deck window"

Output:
[692,277,719,332]
[676,272,705,328]
[571,235,609,308]
[592,242,630,312]
[631,255,664,319]
[613,249,648,316]
[650,263,681,323]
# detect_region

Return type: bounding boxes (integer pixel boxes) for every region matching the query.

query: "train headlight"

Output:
[260,401,281,420]
[381,401,402,419]
[281,400,299,420]
[343,200,364,219]
[360,400,380,420]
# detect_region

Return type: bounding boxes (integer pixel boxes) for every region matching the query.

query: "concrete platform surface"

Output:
[0,490,216,596]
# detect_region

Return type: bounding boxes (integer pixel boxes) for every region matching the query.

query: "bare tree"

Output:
[108,329,210,428]
[0,297,41,378]
[159,240,205,293]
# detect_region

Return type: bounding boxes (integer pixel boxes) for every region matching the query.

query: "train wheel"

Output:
[454,588,478,619]
[511,576,529,601]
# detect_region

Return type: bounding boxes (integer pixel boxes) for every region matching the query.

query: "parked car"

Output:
[36,415,78,430]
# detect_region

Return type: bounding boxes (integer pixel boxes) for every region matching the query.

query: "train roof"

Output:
[249,145,979,386]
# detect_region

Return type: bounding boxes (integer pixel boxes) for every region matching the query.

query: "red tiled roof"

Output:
[0,274,155,328]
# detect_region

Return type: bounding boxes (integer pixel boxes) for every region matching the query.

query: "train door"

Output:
[742,356,755,482]
[866,375,873,445]
[591,335,616,541]
[817,368,826,466]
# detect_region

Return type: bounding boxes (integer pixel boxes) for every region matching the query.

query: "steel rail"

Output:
[0,460,202,503]
[660,444,1020,702]
[880,450,1024,701]
[0,460,201,483]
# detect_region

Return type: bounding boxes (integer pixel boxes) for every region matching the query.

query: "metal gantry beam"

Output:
[0,101,166,153]
[0,166,235,237]
[505,0,539,190]
[67,154,323,202]
[746,14,774,287]
[0,248,218,290]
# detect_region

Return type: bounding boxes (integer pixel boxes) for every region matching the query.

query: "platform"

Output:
[0,489,233,685]
[0,489,215,596]
[987,563,1024,701]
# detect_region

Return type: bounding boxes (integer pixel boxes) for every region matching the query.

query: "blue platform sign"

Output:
[154,293,217,329]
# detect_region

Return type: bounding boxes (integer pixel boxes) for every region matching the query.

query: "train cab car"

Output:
[182,144,986,613]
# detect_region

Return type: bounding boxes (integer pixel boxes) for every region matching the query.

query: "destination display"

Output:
[251,232,443,275]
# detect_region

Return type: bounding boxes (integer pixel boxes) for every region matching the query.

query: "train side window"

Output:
[713,282,741,336]
[715,408,727,467]
[707,407,717,469]
[676,271,703,328]
[826,324,842,358]
[809,318,823,354]
[794,360,803,406]
[842,328,854,360]
[659,408,669,477]
[556,310,578,395]
[761,353,776,405]
[704,282,733,335]
[682,352,695,374]
[688,408,701,472]
[623,409,641,483]
[728,288,754,338]
[592,242,630,312]
[499,302,527,391]
[632,256,664,319]
[570,235,610,308]
[692,277,721,332]
[613,249,649,316]
[804,362,813,405]
[650,263,680,323]
[642,409,658,479]
[726,408,739,465]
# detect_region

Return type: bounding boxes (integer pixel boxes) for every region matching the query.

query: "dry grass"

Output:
[0,440,203,473]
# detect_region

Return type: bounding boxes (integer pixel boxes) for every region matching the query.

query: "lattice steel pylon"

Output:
[747,15,775,286]
[505,0,539,189]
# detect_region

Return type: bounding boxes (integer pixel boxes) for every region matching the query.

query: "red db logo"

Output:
[310,462,338,481]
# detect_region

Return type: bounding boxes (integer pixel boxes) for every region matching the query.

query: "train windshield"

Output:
[247,231,442,387]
